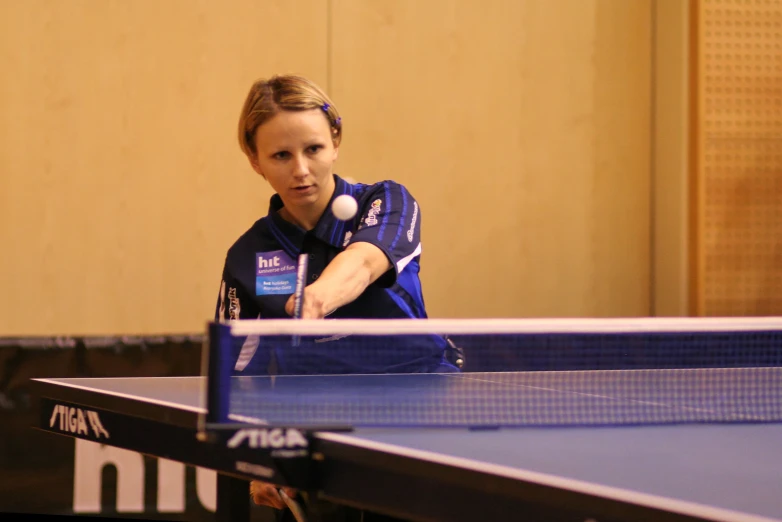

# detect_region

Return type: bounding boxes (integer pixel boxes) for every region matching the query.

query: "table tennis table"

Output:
[29,317,782,521]
[30,370,782,522]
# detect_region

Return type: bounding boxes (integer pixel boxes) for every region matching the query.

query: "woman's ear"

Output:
[249,156,265,179]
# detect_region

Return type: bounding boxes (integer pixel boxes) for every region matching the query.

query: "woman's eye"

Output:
[308,145,322,153]
[273,151,289,160]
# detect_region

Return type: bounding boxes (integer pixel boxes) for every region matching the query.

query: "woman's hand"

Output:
[285,242,392,318]
[250,480,297,509]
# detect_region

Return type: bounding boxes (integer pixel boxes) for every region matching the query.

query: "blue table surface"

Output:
[41,375,782,520]
[350,424,782,521]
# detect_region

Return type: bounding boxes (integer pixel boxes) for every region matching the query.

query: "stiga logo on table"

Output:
[227,428,307,450]
[50,404,110,439]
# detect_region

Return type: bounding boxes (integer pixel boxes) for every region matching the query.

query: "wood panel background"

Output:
[654,0,692,318]
[1,0,655,336]
[331,0,652,319]
[691,0,782,315]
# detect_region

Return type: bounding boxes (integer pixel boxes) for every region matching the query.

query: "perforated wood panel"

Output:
[694,0,782,315]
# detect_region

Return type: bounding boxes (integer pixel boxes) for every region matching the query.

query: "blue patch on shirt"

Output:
[256,250,297,295]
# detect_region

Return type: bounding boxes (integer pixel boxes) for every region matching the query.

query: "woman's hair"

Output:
[238,74,342,159]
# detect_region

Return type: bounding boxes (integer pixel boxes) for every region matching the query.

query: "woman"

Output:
[214,74,459,520]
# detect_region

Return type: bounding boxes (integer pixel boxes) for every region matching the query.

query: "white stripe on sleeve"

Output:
[396,242,422,273]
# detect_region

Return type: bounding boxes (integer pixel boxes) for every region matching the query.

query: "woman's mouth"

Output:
[292,185,315,195]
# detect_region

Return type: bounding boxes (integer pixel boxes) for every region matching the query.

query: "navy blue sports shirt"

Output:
[215,174,459,375]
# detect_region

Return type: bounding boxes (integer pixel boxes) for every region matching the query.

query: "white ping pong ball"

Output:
[332,194,358,220]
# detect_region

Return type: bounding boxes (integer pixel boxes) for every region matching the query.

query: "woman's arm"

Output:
[285,242,391,319]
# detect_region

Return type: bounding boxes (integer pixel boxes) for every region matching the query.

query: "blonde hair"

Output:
[238,75,342,159]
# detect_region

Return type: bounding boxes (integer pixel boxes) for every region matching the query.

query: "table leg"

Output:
[216,473,250,522]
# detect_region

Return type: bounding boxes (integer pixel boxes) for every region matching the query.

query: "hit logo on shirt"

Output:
[255,250,297,295]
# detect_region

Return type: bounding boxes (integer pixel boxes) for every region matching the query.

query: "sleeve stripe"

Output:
[234,335,260,371]
[376,182,392,242]
[388,185,409,251]
[396,242,422,273]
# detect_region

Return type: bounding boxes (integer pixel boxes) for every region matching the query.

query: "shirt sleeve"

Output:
[347,181,422,288]
[214,260,260,321]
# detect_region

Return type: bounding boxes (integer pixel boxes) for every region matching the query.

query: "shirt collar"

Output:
[266,174,355,250]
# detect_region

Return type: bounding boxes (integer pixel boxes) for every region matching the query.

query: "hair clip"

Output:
[335,117,342,125]
[322,103,330,112]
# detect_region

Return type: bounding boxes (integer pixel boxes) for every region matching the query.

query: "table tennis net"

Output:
[204,317,782,428]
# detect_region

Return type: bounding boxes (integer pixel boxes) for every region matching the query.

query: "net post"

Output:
[205,321,232,425]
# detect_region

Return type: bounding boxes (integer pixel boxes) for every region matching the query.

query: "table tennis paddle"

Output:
[274,253,309,521]
[292,253,308,346]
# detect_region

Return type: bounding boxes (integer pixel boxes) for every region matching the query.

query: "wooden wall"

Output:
[690,0,782,316]
[1,0,655,336]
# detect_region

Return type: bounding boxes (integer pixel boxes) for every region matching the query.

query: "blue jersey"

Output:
[215,174,459,375]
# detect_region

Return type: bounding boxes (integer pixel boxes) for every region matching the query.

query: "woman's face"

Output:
[251,108,338,214]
